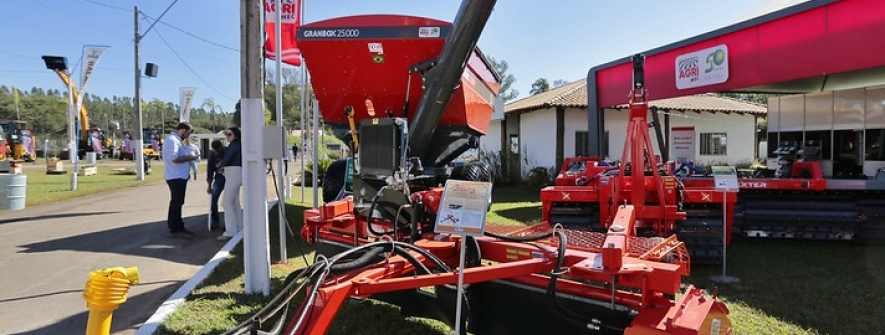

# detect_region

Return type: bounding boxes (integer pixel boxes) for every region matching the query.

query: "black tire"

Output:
[451,162,492,182]
[322,159,348,203]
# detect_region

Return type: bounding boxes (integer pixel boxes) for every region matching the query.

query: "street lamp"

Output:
[41,55,79,191]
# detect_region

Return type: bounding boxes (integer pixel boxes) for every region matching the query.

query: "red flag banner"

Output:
[265,0,302,67]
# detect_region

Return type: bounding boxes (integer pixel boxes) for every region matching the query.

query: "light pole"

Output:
[41,55,78,191]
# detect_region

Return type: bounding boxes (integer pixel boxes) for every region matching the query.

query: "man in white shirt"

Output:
[184,139,201,180]
[163,122,198,238]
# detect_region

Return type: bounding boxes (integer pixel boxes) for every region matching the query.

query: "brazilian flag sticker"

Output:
[372,54,385,64]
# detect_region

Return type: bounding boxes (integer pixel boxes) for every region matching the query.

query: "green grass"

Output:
[4,159,166,209]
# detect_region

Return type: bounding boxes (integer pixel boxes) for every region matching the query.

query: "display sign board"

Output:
[434,180,493,237]
[712,166,739,192]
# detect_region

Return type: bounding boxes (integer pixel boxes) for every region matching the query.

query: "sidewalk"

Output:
[0,167,295,335]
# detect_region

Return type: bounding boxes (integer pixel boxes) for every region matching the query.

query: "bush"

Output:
[526,166,555,189]
[301,158,334,186]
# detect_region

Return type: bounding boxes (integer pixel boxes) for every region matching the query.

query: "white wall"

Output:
[519,108,557,176]
[497,106,759,178]
[603,108,757,165]
[481,120,502,154]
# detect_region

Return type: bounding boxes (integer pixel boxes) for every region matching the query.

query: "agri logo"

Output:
[675,44,729,89]
[678,57,700,82]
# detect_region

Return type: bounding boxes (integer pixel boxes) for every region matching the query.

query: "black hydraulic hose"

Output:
[545,230,623,333]
[546,230,587,322]
[366,186,400,236]
[484,230,553,242]
[329,246,388,274]
[394,245,434,275]
[220,263,327,335]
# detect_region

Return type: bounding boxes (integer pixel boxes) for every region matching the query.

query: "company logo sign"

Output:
[418,27,440,38]
[675,44,728,89]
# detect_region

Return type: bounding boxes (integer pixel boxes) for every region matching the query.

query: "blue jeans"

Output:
[189,161,199,179]
[210,176,226,224]
[166,179,188,232]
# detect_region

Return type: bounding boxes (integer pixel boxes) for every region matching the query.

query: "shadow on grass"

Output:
[492,206,542,224]
[688,240,885,335]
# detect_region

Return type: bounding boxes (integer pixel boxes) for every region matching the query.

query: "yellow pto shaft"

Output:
[82,266,139,335]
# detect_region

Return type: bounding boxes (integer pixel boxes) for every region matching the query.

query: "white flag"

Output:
[78,45,109,106]
[179,87,196,122]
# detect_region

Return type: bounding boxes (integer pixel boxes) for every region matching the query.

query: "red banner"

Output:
[264,0,302,67]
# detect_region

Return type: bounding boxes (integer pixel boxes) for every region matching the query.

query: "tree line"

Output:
[0,57,532,147]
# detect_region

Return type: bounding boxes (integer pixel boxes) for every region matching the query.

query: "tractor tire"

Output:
[451,162,492,182]
[322,159,348,203]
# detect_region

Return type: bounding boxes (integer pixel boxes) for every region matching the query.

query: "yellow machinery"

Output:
[0,120,37,162]
[50,69,111,159]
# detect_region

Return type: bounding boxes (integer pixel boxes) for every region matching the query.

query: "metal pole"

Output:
[134,6,146,181]
[67,69,78,191]
[241,0,271,295]
[300,68,306,200]
[274,0,287,263]
[312,98,319,208]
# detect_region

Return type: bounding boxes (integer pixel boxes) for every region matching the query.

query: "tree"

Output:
[486,56,519,102]
[529,78,550,95]
[264,67,306,130]
[202,98,221,133]
[552,79,568,88]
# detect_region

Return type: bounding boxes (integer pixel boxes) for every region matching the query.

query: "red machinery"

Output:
[541,57,737,265]
[221,3,732,335]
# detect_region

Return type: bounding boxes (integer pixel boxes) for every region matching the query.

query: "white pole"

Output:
[67,71,77,191]
[312,99,319,208]
[242,0,271,295]
[454,237,467,335]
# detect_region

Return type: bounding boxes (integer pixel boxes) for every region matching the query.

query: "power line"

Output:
[144,14,240,53]
[74,0,129,12]
[152,26,236,102]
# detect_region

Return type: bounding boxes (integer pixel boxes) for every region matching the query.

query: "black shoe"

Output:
[180,228,195,236]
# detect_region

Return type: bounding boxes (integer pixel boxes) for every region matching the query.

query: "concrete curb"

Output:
[134,199,280,335]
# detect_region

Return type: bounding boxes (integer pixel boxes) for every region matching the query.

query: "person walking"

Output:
[163,122,198,238]
[206,139,226,231]
[186,139,201,180]
[216,126,243,241]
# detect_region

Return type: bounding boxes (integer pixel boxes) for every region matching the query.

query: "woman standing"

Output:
[216,127,242,241]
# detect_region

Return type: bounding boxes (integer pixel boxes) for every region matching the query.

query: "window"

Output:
[575,131,588,156]
[866,129,885,161]
[700,132,727,155]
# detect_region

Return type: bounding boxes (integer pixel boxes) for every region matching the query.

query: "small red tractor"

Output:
[227,2,732,334]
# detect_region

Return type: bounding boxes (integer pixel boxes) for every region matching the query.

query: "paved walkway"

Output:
[0,161,302,335]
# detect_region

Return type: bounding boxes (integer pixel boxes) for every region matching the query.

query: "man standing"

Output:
[163,122,198,238]
[206,139,226,230]
[185,139,201,180]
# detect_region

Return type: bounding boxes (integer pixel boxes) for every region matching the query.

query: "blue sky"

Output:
[0,0,778,114]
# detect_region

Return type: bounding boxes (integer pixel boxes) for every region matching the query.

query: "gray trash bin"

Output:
[0,173,26,211]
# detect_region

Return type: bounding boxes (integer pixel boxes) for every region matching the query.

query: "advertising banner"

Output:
[264,0,302,67]
[179,87,196,121]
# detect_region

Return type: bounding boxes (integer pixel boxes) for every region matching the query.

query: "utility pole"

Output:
[241,0,271,295]
[133,4,173,179]
[134,6,146,180]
